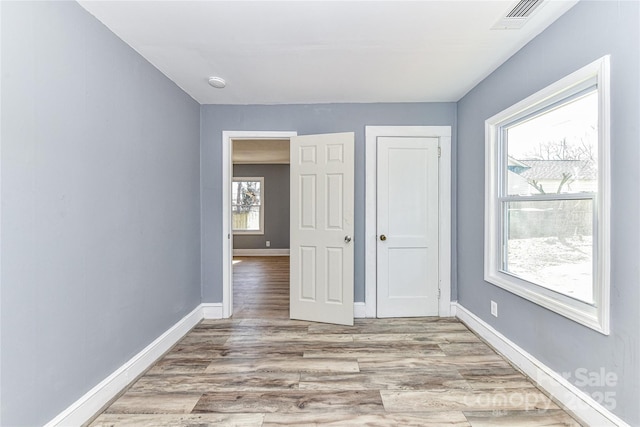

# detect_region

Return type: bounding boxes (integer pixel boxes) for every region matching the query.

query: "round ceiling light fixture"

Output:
[208,76,226,89]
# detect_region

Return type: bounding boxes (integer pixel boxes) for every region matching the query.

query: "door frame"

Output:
[364,126,452,318]
[222,130,298,318]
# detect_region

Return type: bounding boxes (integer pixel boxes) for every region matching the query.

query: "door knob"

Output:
[344,235,352,243]
[380,234,387,241]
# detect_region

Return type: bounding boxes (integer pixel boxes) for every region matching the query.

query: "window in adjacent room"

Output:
[232,177,264,234]
[485,56,610,334]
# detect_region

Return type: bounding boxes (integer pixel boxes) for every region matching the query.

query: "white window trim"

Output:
[232,177,265,235]
[484,56,610,335]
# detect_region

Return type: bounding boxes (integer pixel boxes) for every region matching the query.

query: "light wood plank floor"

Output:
[91,256,580,426]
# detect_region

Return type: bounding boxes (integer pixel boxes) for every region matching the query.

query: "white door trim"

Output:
[365,126,452,318]
[222,131,297,318]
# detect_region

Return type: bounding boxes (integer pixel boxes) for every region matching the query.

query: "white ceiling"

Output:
[78,1,578,105]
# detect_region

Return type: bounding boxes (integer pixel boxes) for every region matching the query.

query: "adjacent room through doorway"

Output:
[230,137,292,316]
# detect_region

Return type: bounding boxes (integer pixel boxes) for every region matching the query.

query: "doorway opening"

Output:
[222,131,297,318]
[223,131,356,325]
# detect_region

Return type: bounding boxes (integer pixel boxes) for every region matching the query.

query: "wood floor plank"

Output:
[175,334,230,345]
[381,389,559,412]
[262,411,471,426]
[104,392,202,414]
[233,307,290,319]
[357,354,508,372]
[191,323,309,336]
[307,319,469,335]
[352,331,482,344]
[225,332,354,345]
[146,358,212,374]
[204,357,360,374]
[128,373,300,393]
[238,318,316,327]
[91,257,580,426]
[301,340,446,357]
[299,372,470,391]
[90,413,265,427]
[456,366,522,377]
[463,409,582,426]
[165,343,305,359]
[459,371,535,390]
[192,390,385,414]
[439,342,501,356]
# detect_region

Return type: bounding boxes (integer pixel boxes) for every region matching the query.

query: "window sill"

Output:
[484,270,608,335]
[233,231,265,236]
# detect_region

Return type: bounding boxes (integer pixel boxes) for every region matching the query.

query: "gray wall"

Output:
[0,2,201,426]
[456,1,639,424]
[201,103,457,303]
[233,164,290,249]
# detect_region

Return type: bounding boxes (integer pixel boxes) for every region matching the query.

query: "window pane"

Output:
[232,180,262,231]
[506,91,598,196]
[503,199,593,304]
[233,205,261,231]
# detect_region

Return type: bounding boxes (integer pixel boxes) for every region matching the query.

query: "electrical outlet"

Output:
[266,241,270,247]
[491,300,498,317]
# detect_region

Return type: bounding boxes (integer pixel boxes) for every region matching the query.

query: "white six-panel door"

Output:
[290,132,354,325]
[377,137,439,317]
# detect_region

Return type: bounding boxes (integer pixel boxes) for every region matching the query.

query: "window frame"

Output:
[232,177,265,235]
[484,56,610,335]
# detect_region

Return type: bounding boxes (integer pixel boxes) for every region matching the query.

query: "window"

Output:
[232,177,264,234]
[485,56,610,334]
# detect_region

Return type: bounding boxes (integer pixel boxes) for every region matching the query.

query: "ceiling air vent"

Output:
[492,0,545,30]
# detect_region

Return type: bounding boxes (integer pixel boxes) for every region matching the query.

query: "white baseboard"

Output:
[233,249,290,256]
[202,303,223,319]
[453,302,629,427]
[354,302,366,318]
[449,301,458,317]
[45,305,204,427]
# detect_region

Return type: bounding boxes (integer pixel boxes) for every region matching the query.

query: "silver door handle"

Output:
[344,235,352,243]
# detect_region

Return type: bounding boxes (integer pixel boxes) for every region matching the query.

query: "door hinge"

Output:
[438,146,441,158]
[438,288,441,299]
